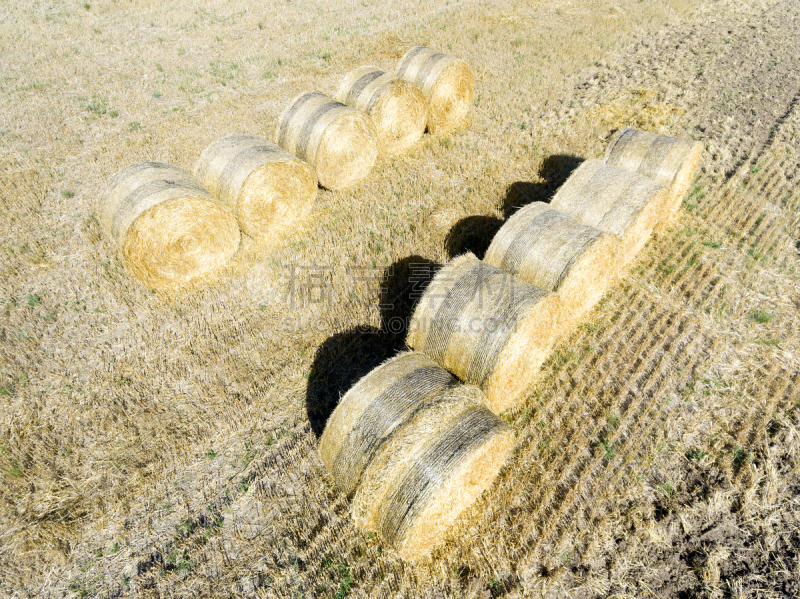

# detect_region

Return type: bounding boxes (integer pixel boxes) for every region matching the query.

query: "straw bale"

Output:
[193,134,317,242]
[396,46,474,134]
[98,162,239,289]
[335,66,427,157]
[484,202,621,324]
[276,91,378,190]
[406,254,563,414]
[605,127,703,229]
[549,160,668,267]
[319,351,457,496]
[351,380,513,561]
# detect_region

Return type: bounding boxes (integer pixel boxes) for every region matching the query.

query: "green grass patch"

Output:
[7,462,24,478]
[751,310,774,324]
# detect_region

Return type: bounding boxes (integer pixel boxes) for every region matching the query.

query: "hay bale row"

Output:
[400,137,695,414]
[320,352,514,561]
[335,66,428,157]
[483,130,701,323]
[406,254,562,414]
[316,128,701,561]
[396,46,475,134]
[98,162,240,289]
[282,46,474,184]
[604,127,703,229]
[100,139,317,289]
[99,46,474,288]
[484,202,620,325]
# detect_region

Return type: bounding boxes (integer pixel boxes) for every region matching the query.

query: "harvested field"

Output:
[1,0,799,597]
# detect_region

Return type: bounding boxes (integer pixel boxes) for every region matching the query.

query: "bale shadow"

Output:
[378,255,440,334]
[305,255,439,438]
[305,326,400,438]
[444,215,504,260]
[501,154,585,218]
[443,155,585,259]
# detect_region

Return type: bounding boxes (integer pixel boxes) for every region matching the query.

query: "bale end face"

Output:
[122,197,240,289]
[395,47,475,135]
[483,291,563,414]
[657,140,703,230]
[395,425,514,560]
[427,60,474,135]
[604,128,704,230]
[99,162,240,289]
[553,230,620,325]
[237,160,317,242]
[617,184,669,266]
[371,79,427,156]
[314,109,379,190]
[335,67,428,157]
[407,253,564,414]
[276,91,378,191]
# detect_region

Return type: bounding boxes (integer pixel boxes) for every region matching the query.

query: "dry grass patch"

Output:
[16,0,800,596]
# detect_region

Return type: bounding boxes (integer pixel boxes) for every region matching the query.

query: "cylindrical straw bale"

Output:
[549,160,668,267]
[335,66,427,157]
[605,128,703,228]
[406,254,563,414]
[351,374,514,561]
[484,202,621,325]
[319,351,458,497]
[98,162,240,289]
[193,134,317,242]
[395,46,474,135]
[276,91,378,191]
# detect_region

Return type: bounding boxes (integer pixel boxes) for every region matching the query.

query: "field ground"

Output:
[1,0,799,597]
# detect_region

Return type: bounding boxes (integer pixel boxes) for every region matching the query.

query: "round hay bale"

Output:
[484,202,621,324]
[193,134,317,242]
[395,46,474,135]
[406,254,563,414]
[319,351,457,496]
[605,128,703,228]
[98,162,240,289]
[549,160,668,267]
[351,376,514,561]
[276,91,378,191]
[334,66,427,157]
